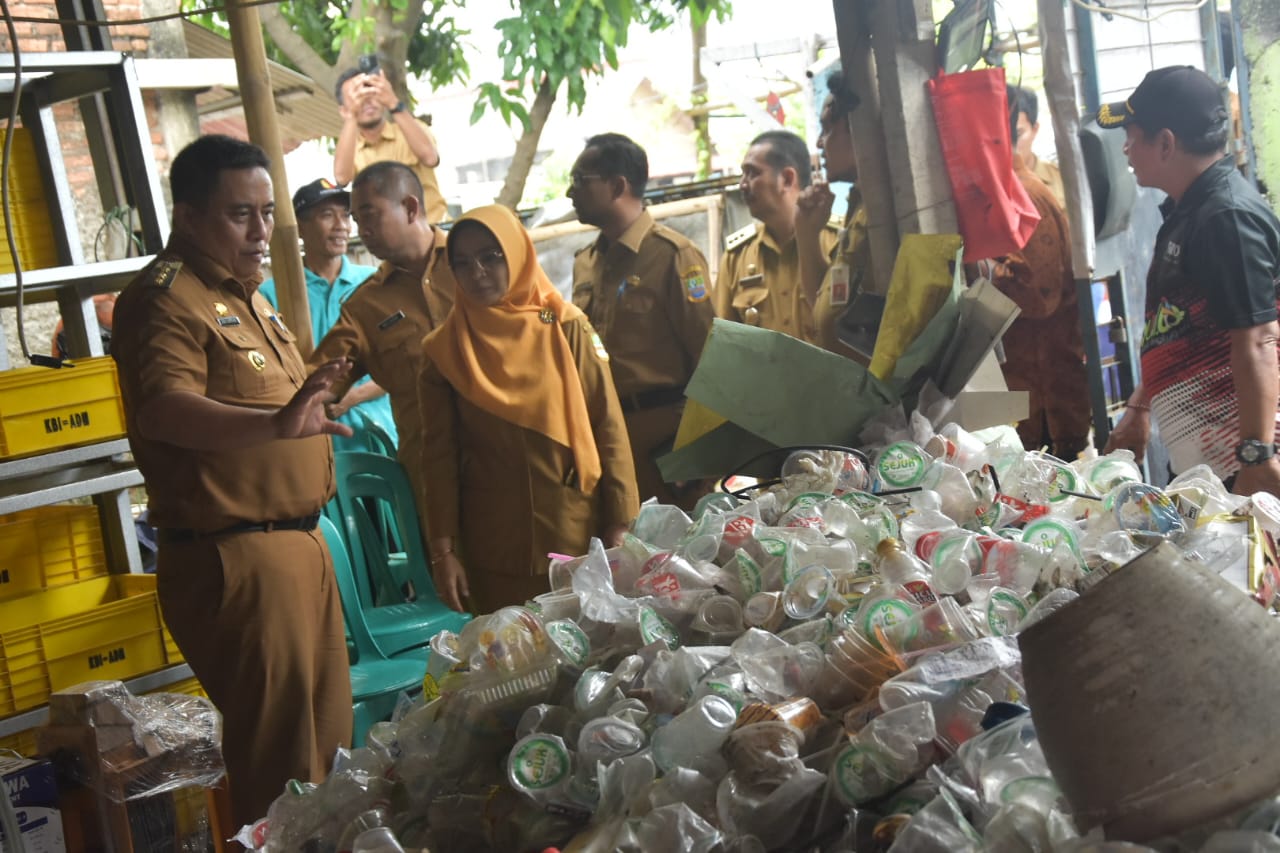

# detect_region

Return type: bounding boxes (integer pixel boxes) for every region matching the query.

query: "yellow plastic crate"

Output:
[0,357,127,459]
[0,129,58,273]
[0,574,171,715]
[0,726,39,758]
[152,675,206,699]
[0,504,108,600]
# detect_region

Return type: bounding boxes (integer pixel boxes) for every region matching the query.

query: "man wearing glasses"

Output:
[568,133,714,509]
[310,161,456,510]
[715,129,839,342]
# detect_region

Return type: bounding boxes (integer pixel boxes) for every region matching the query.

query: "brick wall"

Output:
[2,0,162,365]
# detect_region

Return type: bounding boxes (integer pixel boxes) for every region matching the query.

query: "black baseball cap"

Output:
[292,178,350,217]
[1096,66,1228,139]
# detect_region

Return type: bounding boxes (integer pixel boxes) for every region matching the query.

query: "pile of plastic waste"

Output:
[241,416,1280,853]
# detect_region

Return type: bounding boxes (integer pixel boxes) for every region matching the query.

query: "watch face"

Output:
[1238,441,1274,464]
[1242,444,1262,463]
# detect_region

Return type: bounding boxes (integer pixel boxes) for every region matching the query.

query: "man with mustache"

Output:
[713,129,839,342]
[112,134,354,828]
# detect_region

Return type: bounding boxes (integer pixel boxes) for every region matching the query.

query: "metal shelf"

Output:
[0,664,194,737]
[0,257,154,307]
[0,438,131,480]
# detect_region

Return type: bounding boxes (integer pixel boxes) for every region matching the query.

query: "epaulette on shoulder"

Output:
[149,258,182,289]
[725,224,756,252]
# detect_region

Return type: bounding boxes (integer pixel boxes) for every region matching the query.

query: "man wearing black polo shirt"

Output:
[1102,66,1280,496]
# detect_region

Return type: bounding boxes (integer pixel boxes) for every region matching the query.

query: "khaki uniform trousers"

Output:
[156,528,353,828]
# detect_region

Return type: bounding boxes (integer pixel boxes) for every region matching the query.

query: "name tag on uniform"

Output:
[217,316,242,327]
[739,274,764,288]
[830,262,850,306]
[378,310,406,330]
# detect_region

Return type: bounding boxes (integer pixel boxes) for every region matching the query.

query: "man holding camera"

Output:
[333,57,448,223]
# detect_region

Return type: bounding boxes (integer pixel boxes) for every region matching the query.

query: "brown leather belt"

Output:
[158,512,321,544]
[620,386,686,414]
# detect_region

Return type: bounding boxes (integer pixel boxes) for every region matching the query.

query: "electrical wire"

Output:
[0,0,32,365]
[1068,0,1212,24]
[5,0,287,28]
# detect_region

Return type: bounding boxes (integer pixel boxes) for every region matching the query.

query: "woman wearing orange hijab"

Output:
[419,205,640,614]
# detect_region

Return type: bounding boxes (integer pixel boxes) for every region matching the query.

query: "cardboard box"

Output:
[0,754,66,853]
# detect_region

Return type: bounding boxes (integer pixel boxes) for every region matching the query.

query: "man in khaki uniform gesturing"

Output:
[568,133,714,508]
[311,161,456,511]
[112,135,354,827]
[714,129,839,342]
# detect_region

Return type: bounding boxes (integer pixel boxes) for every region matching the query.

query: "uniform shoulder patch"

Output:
[682,265,708,303]
[725,224,756,252]
[149,259,182,289]
[591,330,610,362]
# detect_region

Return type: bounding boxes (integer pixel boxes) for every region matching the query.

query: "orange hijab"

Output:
[423,205,602,493]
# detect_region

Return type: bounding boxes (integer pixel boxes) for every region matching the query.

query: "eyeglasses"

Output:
[568,172,605,189]
[449,249,505,275]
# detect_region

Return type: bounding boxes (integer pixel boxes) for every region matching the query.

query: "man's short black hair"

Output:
[1010,85,1038,126]
[584,132,648,198]
[748,129,813,188]
[1131,120,1231,157]
[334,67,363,104]
[351,160,424,206]
[170,135,270,209]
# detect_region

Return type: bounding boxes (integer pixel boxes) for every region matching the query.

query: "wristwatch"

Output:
[389,101,407,114]
[1235,439,1277,466]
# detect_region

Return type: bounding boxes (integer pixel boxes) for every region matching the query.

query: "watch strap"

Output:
[390,101,407,114]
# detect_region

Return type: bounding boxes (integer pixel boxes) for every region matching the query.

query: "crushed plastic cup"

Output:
[351,826,406,853]
[652,694,738,773]
[742,592,787,632]
[782,564,836,619]
[739,641,825,700]
[725,721,804,786]
[1107,481,1186,542]
[1085,451,1143,493]
[691,595,746,644]
[879,597,981,656]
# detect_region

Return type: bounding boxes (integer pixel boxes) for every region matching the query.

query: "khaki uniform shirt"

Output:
[354,119,448,223]
[419,316,640,612]
[112,236,333,531]
[813,193,871,360]
[310,229,455,503]
[714,222,838,342]
[571,210,713,399]
[1028,153,1067,212]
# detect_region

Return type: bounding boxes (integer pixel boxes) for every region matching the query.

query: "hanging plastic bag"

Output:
[926,66,1040,262]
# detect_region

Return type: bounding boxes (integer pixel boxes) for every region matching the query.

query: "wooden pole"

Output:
[833,0,900,295]
[224,0,314,356]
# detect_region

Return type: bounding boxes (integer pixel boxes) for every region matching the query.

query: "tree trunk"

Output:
[495,77,557,209]
[691,20,710,179]
[375,3,423,104]
[260,4,338,94]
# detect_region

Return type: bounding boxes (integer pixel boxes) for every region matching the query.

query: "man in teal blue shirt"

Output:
[261,178,396,451]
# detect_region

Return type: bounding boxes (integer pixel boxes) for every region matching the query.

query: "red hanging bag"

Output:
[926,66,1040,261]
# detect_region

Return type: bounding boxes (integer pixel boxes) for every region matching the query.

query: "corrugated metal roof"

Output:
[181,20,342,146]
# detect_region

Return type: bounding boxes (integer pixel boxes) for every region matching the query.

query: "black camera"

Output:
[357,53,379,74]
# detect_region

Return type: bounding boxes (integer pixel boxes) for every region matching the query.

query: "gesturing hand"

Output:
[273,358,355,440]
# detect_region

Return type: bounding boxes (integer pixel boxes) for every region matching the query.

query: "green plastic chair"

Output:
[333,451,472,657]
[355,409,398,458]
[319,515,424,746]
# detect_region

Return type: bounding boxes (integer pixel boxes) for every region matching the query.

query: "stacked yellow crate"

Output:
[0,128,59,274]
[0,504,186,718]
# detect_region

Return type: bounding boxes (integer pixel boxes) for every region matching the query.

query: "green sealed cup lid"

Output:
[638,606,681,650]
[876,442,929,489]
[546,619,590,669]
[1021,518,1081,558]
[508,734,571,793]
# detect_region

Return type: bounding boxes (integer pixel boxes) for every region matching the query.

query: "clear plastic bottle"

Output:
[875,538,938,607]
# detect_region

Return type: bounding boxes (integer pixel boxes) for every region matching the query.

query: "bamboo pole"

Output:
[224,0,314,356]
